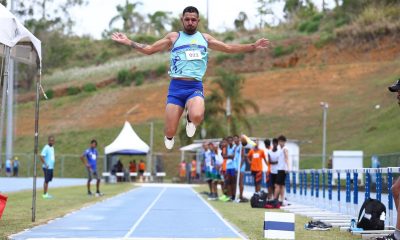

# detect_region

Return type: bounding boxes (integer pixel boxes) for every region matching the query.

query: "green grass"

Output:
[0,183,134,239]
[194,185,359,240]
[42,53,169,89]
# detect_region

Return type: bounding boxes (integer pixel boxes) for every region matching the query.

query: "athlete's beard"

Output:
[184,25,197,35]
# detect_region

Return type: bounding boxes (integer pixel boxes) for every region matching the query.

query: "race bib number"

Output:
[253,153,260,158]
[185,50,202,60]
[91,154,97,160]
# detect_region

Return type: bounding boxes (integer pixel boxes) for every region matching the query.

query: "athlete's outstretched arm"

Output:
[111,32,175,55]
[203,33,269,53]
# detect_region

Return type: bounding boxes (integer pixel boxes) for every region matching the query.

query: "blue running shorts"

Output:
[167,79,204,108]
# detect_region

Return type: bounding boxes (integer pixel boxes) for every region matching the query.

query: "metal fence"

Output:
[2,151,400,180]
[243,168,398,228]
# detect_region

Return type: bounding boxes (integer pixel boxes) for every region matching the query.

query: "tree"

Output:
[148,11,171,36]
[203,69,259,138]
[10,0,86,81]
[234,11,248,31]
[109,0,143,33]
[0,0,7,7]
[256,0,280,28]
[14,0,87,34]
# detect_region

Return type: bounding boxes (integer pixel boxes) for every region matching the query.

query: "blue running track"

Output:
[10,186,244,239]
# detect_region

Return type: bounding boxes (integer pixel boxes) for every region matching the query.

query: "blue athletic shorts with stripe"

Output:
[167,79,204,108]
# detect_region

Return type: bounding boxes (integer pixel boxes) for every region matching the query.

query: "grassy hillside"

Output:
[10,57,400,178]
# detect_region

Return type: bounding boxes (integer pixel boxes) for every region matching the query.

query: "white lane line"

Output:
[190,188,247,240]
[124,187,167,239]
[27,238,242,240]
[10,187,140,240]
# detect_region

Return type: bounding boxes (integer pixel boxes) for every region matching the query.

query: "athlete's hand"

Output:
[254,38,270,49]
[111,32,131,46]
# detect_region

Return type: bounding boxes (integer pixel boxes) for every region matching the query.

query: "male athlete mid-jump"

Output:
[112,6,269,149]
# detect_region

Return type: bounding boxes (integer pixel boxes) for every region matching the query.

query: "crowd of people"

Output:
[199,134,290,207]
[3,156,19,177]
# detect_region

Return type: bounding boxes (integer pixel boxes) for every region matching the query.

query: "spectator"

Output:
[40,135,56,199]
[203,142,213,196]
[139,160,145,182]
[218,138,231,202]
[179,160,186,183]
[247,140,268,193]
[264,139,273,200]
[5,158,11,177]
[266,135,289,209]
[129,160,137,181]
[191,158,197,182]
[268,138,280,201]
[223,136,236,201]
[116,160,124,182]
[80,139,103,196]
[12,157,19,177]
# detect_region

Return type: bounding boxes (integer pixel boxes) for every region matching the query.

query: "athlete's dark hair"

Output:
[183,6,199,16]
[277,135,287,142]
[264,139,271,147]
[233,134,239,138]
[91,139,98,145]
[272,138,278,152]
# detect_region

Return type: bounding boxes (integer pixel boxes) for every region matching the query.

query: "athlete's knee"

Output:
[164,125,177,137]
[189,112,203,125]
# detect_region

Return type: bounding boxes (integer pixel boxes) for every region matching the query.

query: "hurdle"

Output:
[282,167,398,238]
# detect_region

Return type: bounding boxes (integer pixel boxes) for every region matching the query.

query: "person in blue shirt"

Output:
[223,136,236,201]
[5,158,11,177]
[40,136,55,199]
[112,6,269,150]
[80,139,103,196]
[12,156,19,177]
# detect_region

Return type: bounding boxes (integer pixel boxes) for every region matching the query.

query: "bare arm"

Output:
[204,33,269,54]
[80,155,89,168]
[284,148,290,170]
[111,32,175,55]
[263,154,268,166]
[40,155,48,168]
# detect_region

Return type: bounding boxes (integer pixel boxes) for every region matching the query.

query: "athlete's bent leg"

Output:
[186,96,204,126]
[164,104,184,137]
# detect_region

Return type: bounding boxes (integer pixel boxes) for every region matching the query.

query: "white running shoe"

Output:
[186,113,196,137]
[164,136,174,149]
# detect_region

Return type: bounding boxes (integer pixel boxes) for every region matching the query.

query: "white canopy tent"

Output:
[0,3,42,222]
[0,4,42,65]
[104,121,150,171]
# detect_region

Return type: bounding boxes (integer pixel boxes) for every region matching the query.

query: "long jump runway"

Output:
[11,185,244,240]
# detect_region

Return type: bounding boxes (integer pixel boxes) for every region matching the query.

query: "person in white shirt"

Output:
[266,135,289,208]
[268,138,280,199]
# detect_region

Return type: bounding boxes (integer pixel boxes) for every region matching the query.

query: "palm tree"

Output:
[178,69,259,142]
[211,69,259,136]
[109,0,143,33]
[148,11,171,36]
